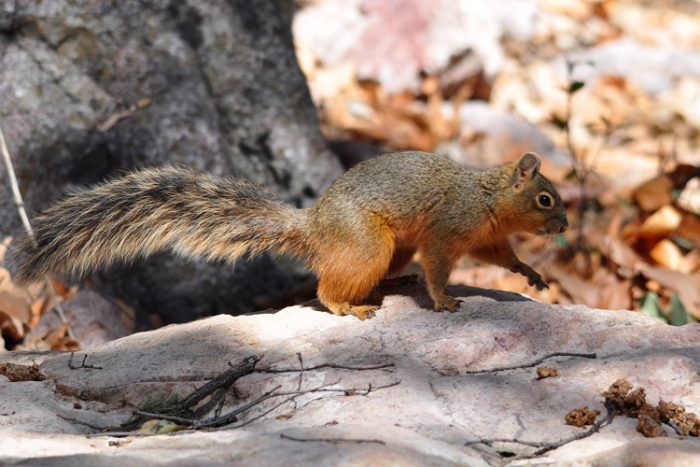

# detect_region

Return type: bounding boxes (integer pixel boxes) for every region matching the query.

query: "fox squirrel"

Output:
[13,151,568,320]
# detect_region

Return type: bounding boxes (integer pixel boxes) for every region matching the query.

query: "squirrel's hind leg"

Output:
[314,242,394,320]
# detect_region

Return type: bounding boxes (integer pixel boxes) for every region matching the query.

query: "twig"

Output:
[529,402,615,457]
[180,356,259,409]
[667,419,686,437]
[216,381,401,431]
[134,380,400,430]
[258,362,395,373]
[280,433,386,445]
[57,414,109,431]
[464,402,615,458]
[135,385,283,429]
[86,431,180,438]
[272,380,400,398]
[463,352,596,375]
[223,395,299,430]
[68,352,103,370]
[0,120,74,338]
[295,352,304,391]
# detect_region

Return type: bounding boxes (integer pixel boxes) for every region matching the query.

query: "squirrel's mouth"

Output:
[537,225,567,235]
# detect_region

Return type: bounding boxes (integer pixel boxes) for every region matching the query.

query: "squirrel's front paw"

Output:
[433,295,462,313]
[512,262,549,290]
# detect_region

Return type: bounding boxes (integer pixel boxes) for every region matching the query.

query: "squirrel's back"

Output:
[309,151,509,245]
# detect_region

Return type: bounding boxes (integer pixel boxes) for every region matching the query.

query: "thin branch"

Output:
[272,380,400,398]
[133,380,400,430]
[0,121,35,243]
[57,413,109,431]
[463,352,597,375]
[530,403,614,457]
[223,395,299,429]
[86,431,181,438]
[68,352,103,370]
[133,384,284,429]
[280,433,386,445]
[258,362,395,374]
[0,120,74,338]
[464,403,615,458]
[295,352,304,391]
[180,356,259,409]
[197,384,284,428]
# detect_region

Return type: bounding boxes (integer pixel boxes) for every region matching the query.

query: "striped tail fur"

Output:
[12,167,310,284]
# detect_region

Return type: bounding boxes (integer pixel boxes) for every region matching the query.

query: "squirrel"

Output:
[12,151,568,320]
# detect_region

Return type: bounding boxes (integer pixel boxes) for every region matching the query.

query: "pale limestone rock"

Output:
[2,284,700,465]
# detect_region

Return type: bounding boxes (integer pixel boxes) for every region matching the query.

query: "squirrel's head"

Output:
[505,152,568,235]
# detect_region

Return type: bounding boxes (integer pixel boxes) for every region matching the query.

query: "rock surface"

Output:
[2,284,700,466]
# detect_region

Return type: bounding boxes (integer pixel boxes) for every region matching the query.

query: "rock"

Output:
[1,283,699,465]
[0,1,342,323]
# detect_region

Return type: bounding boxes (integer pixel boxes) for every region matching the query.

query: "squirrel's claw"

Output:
[326,302,379,320]
[512,261,549,290]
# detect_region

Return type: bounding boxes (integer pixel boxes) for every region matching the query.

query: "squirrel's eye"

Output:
[537,193,553,208]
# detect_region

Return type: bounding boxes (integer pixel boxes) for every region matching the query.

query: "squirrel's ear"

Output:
[513,152,541,189]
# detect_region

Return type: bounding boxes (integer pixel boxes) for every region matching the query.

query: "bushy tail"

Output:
[12,167,310,284]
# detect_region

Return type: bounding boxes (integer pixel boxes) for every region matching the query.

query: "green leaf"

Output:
[554,235,570,247]
[565,168,578,180]
[669,293,689,326]
[640,292,666,323]
[136,419,182,435]
[569,81,585,94]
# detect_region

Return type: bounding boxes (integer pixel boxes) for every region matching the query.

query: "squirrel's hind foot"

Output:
[432,295,462,313]
[326,302,379,320]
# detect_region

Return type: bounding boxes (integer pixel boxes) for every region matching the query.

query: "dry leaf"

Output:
[649,239,684,272]
[29,298,45,327]
[632,173,675,212]
[678,178,700,215]
[622,205,682,241]
[548,264,599,308]
[677,211,700,245]
[0,291,31,326]
[536,366,559,380]
[0,311,26,342]
[592,269,632,310]
[44,323,80,352]
[586,229,647,278]
[639,265,700,320]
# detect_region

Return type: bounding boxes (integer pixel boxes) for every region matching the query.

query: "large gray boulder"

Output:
[0,1,342,324]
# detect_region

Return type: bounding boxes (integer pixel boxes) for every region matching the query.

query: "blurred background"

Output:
[0,0,698,351]
[293,0,700,322]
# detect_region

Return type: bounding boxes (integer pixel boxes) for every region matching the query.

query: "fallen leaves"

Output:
[0,362,45,382]
[536,366,559,380]
[0,238,80,351]
[600,378,700,438]
[565,406,600,427]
